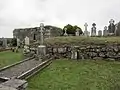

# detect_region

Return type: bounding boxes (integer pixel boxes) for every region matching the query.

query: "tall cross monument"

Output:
[84,23,89,37]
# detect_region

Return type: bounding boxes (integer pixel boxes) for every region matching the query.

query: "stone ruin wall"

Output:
[46,44,120,60]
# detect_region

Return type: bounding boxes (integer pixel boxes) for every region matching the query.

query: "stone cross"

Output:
[103,26,108,36]
[64,28,68,36]
[115,23,119,36]
[40,23,44,45]
[91,23,96,36]
[84,23,88,31]
[25,36,30,45]
[109,19,115,25]
[75,28,80,36]
[84,23,89,37]
[108,19,115,34]
[98,30,102,36]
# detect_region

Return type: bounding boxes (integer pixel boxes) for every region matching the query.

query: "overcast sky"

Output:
[0,0,120,37]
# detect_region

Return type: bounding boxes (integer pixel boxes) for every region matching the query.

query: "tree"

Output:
[73,25,83,35]
[63,24,74,35]
[11,38,17,47]
[63,24,83,35]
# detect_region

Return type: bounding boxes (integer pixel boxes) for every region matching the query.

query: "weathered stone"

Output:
[53,48,58,53]
[37,45,46,60]
[58,48,64,53]
[99,52,106,57]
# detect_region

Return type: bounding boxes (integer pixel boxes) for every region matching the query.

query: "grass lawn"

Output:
[44,36,120,45]
[27,59,120,90]
[0,50,23,68]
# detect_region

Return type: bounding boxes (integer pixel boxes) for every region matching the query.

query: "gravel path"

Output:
[0,59,42,79]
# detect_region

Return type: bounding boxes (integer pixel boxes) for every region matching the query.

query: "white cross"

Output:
[76,28,80,32]
[84,23,88,31]
[40,23,44,45]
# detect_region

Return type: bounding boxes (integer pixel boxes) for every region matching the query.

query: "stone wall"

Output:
[46,44,120,60]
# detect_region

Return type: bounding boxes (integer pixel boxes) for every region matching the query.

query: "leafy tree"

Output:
[11,38,17,47]
[63,24,83,35]
[73,25,83,34]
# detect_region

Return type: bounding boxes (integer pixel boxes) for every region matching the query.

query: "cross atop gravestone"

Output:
[108,19,115,34]
[91,23,96,36]
[40,23,44,45]
[84,23,89,37]
[84,23,88,31]
[109,19,115,25]
[75,28,80,36]
[64,28,68,36]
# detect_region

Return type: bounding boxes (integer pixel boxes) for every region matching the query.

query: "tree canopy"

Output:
[63,24,83,35]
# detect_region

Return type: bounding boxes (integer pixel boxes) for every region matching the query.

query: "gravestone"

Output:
[39,23,44,45]
[103,26,108,36]
[37,45,46,61]
[64,28,68,36]
[2,37,7,48]
[108,19,115,35]
[71,46,79,60]
[98,30,102,36]
[75,28,80,36]
[84,23,89,37]
[91,23,96,36]
[24,36,30,45]
[37,23,46,60]
[114,23,120,36]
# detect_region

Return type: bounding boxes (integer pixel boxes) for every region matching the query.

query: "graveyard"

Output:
[1,20,120,90]
[0,50,23,68]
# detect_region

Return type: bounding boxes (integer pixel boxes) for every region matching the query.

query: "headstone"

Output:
[98,30,102,36]
[71,46,79,60]
[91,23,96,36]
[24,36,30,45]
[103,26,108,36]
[108,19,115,34]
[2,37,7,48]
[64,28,68,36]
[84,23,89,37]
[115,23,119,36]
[37,45,46,61]
[75,28,80,36]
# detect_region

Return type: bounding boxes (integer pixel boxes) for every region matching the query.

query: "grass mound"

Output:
[44,36,120,45]
[27,59,120,90]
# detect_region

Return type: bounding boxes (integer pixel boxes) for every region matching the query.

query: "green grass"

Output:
[27,59,120,90]
[0,50,23,68]
[44,36,120,45]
